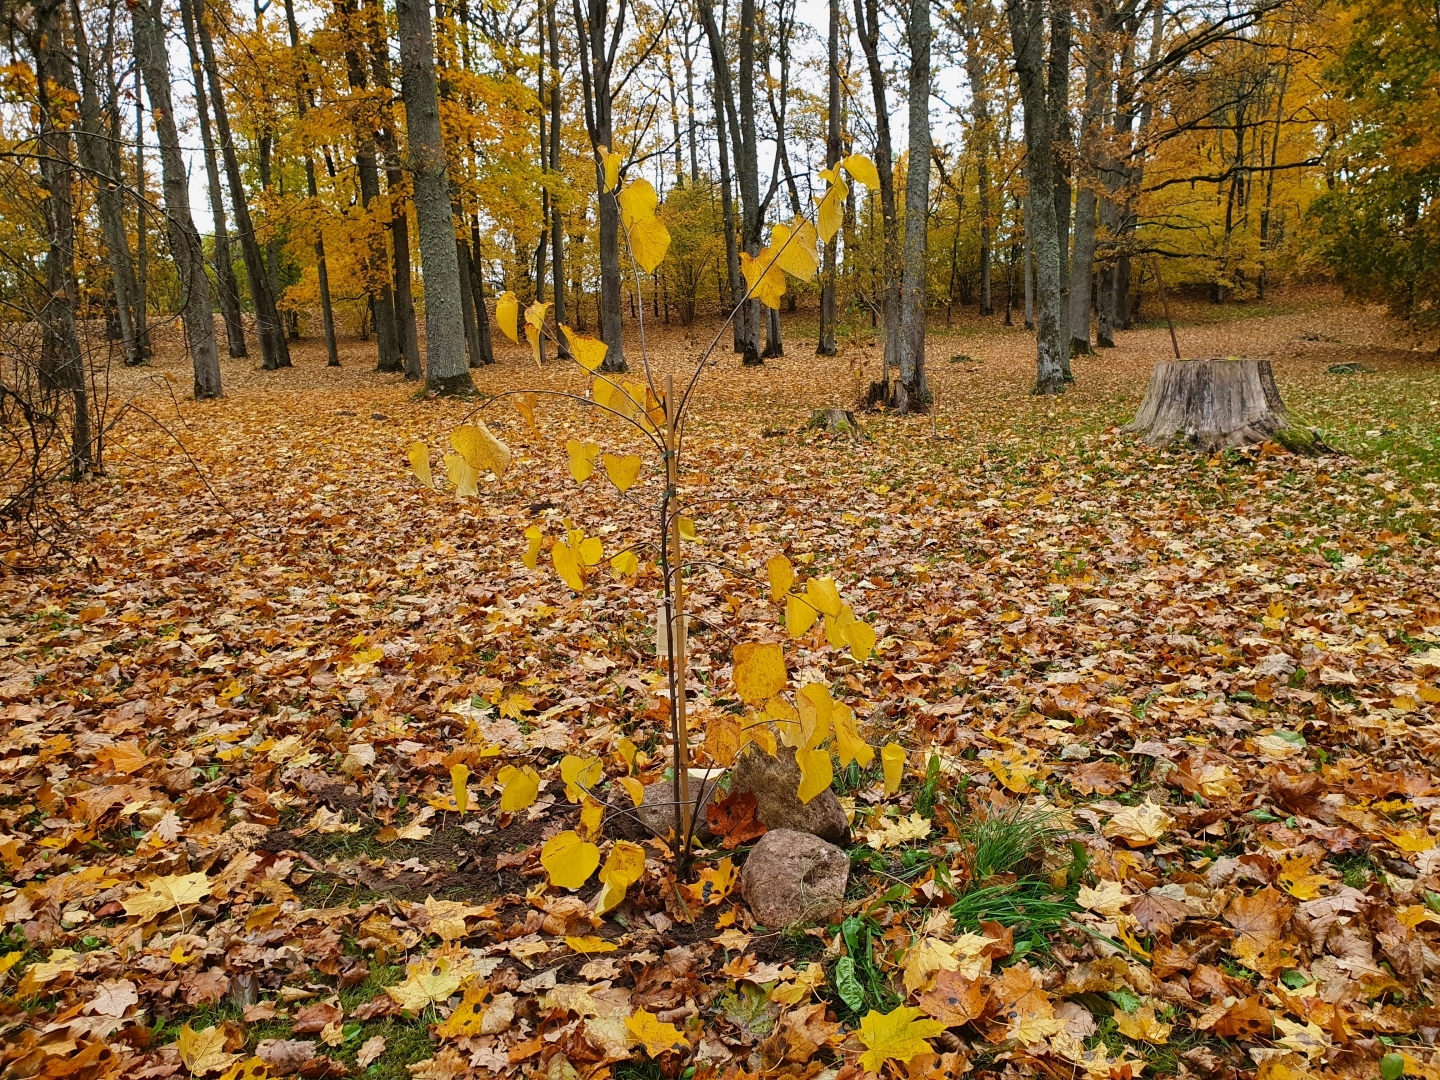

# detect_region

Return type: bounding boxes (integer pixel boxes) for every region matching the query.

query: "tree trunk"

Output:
[763,306,783,357]
[855,0,900,382]
[546,0,568,349]
[817,0,841,356]
[895,0,930,414]
[178,0,247,360]
[132,66,152,361]
[256,134,293,365]
[713,77,743,352]
[958,0,995,315]
[1049,0,1073,376]
[1007,0,1067,394]
[67,0,143,369]
[132,0,223,398]
[194,0,287,372]
[396,0,474,393]
[471,216,496,364]
[1124,358,1327,454]
[1068,23,1105,356]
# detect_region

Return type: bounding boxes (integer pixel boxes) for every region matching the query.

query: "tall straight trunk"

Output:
[699,0,762,365]
[1068,25,1106,356]
[1049,0,1073,371]
[364,0,421,378]
[573,0,626,371]
[132,0,222,397]
[534,0,550,364]
[714,90,743,350]
[1258,38,1293,301]
[282,0,339,366]
[396,0,474,392]
[179,0,246,359]
[682,29,700,183]
[256,135,293,362]
[34,0,93,473]
[547,0,567,346]
[458,231,484,367]
[470,217,496,363]
[67,0,142,367]
[133,69,151,360]
[958,0,995,315]
[1023,192,1035,329]
[817,0,841,356]
[895,0,930,413]
[194,0,288,371]
[1007,0,1067,394]
[855,0,900,381]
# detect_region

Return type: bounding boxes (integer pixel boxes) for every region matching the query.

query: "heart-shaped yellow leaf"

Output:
[602,453,642,491]
[815,184,845,244]
[611,550,638,577]
[805,577,842,618]
[552,542,584,591]
[770,218,819,280]
[629,213,672,273]
[732,641,787,704]
[739,248,787,309]
[541,830,600,890]
[795,748,833,805]
[560,755,603,802]
[451,422,511,477]
[766,554,793,602]
[833,704,874,768]
[561,326,608,371]
[842,153,881,189]
[522,525,543,569]
[566,439,600,483]
[844,618,877,662]
[617,178,659,229]
[408,442,434,489]
[495,291,519,342]
[882,743,906,795]
[797,682,833,749]
[599,145,623,191]
[450,764,470,814]
[497,764,540,811]
[786,593,818,638]
[443,453,477,498]
[578,536,603,565]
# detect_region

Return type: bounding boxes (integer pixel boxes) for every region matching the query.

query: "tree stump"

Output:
[805,408,868,440]
[1123,358,1328,454]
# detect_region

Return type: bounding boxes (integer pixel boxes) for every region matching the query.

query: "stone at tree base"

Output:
[729,746,850,845]
[740,828,850,928]
[607,781,720,843]
[1123,357,1329,455]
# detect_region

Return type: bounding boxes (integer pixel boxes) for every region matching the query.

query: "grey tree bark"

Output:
[132,0,222,398]
[956,0,995,315]
[194,0,289,371]
[1068,18,1107,356]
[547,0,568,347]
[178,0,246,359]
[855,0,900,383]
[816,0,841,356]
[67,0,143,368]
[895,0,930,414]
[713,78,744,353]
[396,0,474,392]
[1049,0,1073,374]
[573,0,627,372]
[1007,0,1068,394]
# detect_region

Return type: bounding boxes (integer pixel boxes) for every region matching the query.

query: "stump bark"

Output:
[1124,358,1327,454]
[805,408,868,440]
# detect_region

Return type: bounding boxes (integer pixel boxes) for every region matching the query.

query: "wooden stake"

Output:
[1150,256,1182,360]
[664,374,692,843]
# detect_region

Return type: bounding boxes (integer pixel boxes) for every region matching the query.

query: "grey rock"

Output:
[607,780,720,843]
[730,745,850,844]
[740,828,849,928]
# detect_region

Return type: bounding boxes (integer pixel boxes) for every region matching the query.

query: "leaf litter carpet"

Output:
[2,291,1439,1080]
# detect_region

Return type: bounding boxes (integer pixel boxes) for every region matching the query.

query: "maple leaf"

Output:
[1114,1005,1172,1044]
[177,1023,237,1075]
[1103,800,1175,847]
[1278,853,1331,899]
[918,969,991,1025]
[387,954,466,1013]
[856,1005,946,1072]
[862,812,932,851]
[1077,879,1131,917]
[706,790,768,849]
[541,830,600,890]
[627,1008,688,1057]
[123,872,210,919]
[684,857,736,906]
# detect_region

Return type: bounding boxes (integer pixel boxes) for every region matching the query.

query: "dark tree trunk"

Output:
[817,0,841,356]
[895,0,930,415]
[855,0,900,383]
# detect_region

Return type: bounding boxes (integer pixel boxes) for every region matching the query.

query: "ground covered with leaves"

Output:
[3,289,1440,1080]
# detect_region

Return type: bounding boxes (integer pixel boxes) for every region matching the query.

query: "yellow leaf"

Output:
[599,145,623,191]
[561,325,608,371]
[617,738,638,773]
[797,682,834,749]
[1104,801,1175,848]
[123,872,211,920]
[769,217,819,279]
[627,1009,688,1057]
[686,856,737,906]
[444,453,478,498]
[843,153,881,188]
[705,712,742,767]
[732,641,787,704]
[882,743,906,795]
[434,984,490,1038]
[497,765,540,812]
[580,796,604,839]
[739,248,787,309]
[611,550,639,577]
[1115,1005,1172,1044]
[408,442,434,489]
[843,618,877,662]
[766,554,793,602]
[629,214,672,273]
[525,322,542,365]
[594,839,647,915]
[552,542,585,591]
[795,748,833,805]
[602,453,642,491]
[617,178,659,229]
[814,183,845,244]
[1278,854,1331,900]
[514,392,539,434]
[450,764,470,814]
[566,438,600,483]
[451,422,511,477]
[566,935,618,954]
[677,516,696,541]
[217,1058,270,1080]
[387,954,465,1013]
[805,577,842,618]
[832,704,874,768]
[619,775,645,807]
[495,290,519,342]
[178,1023,237,1075]
[523,525,543,570]
[578,536,604,565]
[786,593,818,639]
[541,830,600,890]
[856,1005,946,1073]
[525,300,551,331]
[560,755,603,803]
[863,812,932,851]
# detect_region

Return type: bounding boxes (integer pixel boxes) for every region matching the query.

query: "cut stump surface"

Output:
[1123,357,1328,455]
